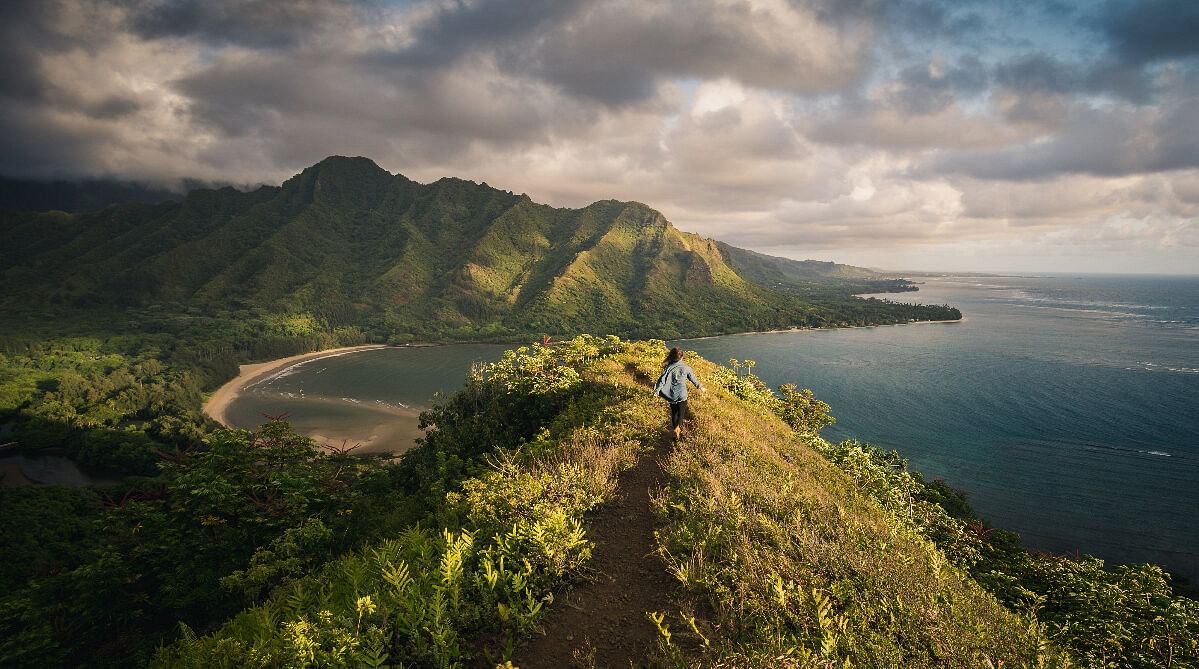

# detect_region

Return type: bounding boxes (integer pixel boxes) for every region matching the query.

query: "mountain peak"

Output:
[284,156,399,208]
[308,155,388,174]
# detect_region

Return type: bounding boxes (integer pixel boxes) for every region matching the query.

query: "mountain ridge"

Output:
[0,156,959,339]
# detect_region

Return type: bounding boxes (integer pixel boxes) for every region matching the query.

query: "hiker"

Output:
[653,347,704,441]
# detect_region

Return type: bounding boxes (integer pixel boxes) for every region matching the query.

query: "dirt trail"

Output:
[513,435,676,668]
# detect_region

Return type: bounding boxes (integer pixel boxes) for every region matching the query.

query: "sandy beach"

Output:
[203,344,389,427]
[202,343,441,456]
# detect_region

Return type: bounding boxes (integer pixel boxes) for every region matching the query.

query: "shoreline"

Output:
[202,344,390,427]
[205,318,965,422]
[681,317,964,341]
[203,317,963,449]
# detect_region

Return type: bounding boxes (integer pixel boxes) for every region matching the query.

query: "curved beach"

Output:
[203,344,389,427]
[201,343,461,455]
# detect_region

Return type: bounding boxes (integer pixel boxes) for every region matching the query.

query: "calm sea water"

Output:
[685,274,1199,581]
[226,275,1199,580]
[225,344,508,450]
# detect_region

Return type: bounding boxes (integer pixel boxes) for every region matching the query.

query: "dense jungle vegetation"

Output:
[3,338,1195,667]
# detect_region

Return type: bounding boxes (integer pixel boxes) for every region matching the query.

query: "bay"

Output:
[223,344,508,453]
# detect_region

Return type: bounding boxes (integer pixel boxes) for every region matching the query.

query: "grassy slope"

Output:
[654,352,1060,667]
[157,339,1063,668]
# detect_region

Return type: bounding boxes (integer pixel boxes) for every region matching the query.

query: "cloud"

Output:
[128,0,358,49]
[893,55,988,114]
[0,0,84,103]
[0,0,1195,272]
[1091,0,1199,65]
[373,0,877,106]
[521,0,875,104]
[377,0,590,69]
[923,84,1199,180]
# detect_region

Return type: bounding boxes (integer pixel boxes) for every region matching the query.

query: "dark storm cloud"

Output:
[177,49,567,147]
[368,0,877,107]
[80,95,141,119]
[990,0,1199,104]
[0,2,137,102]
[521,1,873,105]
[993,51,1156,103]
[1092,0,1199,65]
[994,53,1081,94]
[881,0,986,40]
[381,0,590,68]
[0,1,69,102]
[128,0,355,48]
[0,102,117,178]
[0,1,136,179]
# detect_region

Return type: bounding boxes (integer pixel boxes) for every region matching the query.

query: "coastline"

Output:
[681,317,964,341]
[202,344,390,427]
[203,318,963,450]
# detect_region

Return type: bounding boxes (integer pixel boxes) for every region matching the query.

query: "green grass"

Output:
[154,339,1078,668]
[154,337,653,667]
[646,351,1067,667]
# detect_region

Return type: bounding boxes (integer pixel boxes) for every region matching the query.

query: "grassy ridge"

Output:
[6,337,1195,666]
[653,354,1062,667]
[155,338,1102,668]
[4,340,1194,666]
[154,337,653,667]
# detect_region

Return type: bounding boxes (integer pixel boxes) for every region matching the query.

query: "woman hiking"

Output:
[653,347,704,441]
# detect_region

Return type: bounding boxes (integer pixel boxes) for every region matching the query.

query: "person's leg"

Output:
[671,400,688,440]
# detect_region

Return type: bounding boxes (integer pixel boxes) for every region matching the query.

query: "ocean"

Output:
[225,274,1199,580]
[686,274,1199,580]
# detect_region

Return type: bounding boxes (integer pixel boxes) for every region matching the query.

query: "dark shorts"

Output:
[669,400,687,429]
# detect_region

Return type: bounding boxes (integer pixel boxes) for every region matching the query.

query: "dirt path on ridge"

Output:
[513,435,676,668]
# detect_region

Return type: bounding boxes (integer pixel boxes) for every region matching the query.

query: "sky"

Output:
[1,0,1197,274]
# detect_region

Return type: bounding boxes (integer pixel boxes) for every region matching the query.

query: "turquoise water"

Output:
[225,275,1199,579]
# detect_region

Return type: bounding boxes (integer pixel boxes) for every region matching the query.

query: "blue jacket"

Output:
[654,362,702,403]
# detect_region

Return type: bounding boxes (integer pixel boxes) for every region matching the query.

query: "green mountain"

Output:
[0,156,956,340]
[716,241,904,293]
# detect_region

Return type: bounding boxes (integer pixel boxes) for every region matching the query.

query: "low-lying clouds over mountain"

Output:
[1,0,1196,272]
